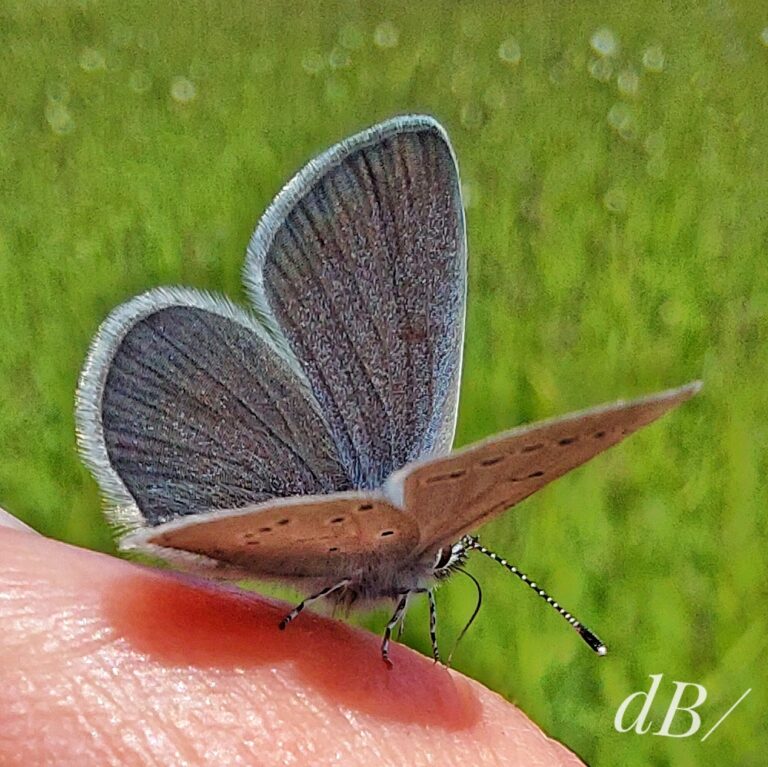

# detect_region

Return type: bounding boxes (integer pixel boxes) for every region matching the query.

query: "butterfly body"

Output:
[76,115,700,664]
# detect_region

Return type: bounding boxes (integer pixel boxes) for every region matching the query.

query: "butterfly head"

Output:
[432,535,477,579]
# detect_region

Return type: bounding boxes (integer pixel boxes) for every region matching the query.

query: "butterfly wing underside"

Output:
[388,382,701,554]
[132,492,419,579]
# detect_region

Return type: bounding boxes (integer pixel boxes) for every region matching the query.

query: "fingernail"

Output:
[0,505,40,534]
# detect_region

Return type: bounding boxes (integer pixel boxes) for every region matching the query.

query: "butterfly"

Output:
[76,115,700,666]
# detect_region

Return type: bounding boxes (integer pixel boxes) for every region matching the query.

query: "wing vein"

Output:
[149,323,325,483]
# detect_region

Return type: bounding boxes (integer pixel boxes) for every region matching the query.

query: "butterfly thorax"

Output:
[327,556,436,606]
[322,536,474,607]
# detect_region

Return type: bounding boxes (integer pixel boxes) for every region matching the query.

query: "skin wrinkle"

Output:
[68,672,133,763]
[105,669,198,765]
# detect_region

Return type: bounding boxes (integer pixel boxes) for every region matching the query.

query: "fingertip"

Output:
[0,505,40,534]
[0,525,584,765]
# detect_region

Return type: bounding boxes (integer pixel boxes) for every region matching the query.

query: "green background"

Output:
[1,1,765,764]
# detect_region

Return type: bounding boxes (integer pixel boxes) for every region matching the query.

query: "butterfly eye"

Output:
[434,547,452,569]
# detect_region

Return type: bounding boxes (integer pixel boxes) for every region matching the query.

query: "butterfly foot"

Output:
[278,611,298,631]
[382,653,394,670]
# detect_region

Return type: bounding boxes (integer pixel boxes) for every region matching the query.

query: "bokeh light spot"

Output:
[373,21,399,49]
[498,37,521,66]
[590,27,618,57]
[79,48,106,73]
[170,76,196,103]
[642,44,665,72]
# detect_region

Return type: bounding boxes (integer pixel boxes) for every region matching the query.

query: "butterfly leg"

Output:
[396,612,406,640]
[278,578,351,630]
[381,592,411,668]
[427,588,441,664]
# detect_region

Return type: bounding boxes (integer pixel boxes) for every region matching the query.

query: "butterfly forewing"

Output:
[141,492,419,578]
[245,116,467,489]
[389,382,701,554]
[76,289,350,527]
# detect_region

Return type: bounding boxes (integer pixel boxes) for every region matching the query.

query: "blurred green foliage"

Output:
[1,1,766,764]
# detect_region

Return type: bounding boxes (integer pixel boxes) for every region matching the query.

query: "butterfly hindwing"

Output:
[245,115,467,489]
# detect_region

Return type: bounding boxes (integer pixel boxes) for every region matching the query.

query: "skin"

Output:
[0,506,584,766]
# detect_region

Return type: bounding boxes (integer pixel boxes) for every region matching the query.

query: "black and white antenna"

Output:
[466,537,607,656]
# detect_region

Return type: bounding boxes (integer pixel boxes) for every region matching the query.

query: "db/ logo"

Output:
[614,674,751,740]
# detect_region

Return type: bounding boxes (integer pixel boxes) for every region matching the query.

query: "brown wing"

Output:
[141,492,419,578]
[387,382,701,554]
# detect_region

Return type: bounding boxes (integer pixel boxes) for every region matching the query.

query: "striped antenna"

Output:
[467,538,607,656]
